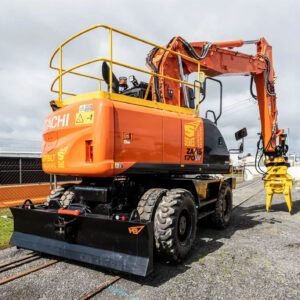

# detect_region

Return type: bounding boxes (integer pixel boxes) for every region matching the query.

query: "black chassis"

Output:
[10,175,235,277]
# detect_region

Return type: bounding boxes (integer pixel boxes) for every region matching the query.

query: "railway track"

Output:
[233,178,264,210]
[78,276,121,300]
[0,254,59,285]
[0,253,121,299]
[235,178,261,191]
[0,179,262,298]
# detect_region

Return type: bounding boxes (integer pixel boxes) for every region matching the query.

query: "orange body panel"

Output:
[42,98,115,177]
[42,97,204,177]
[163,116,181,163]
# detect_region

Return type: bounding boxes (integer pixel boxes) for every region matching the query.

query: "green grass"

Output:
[225,173,244,184]
[0,208,13,250]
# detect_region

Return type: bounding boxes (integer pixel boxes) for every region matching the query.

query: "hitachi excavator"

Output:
[10,25,293,276]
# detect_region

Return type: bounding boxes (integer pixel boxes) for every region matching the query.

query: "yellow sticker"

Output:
[57,146,68,168]
[75,111,94,125]
[184,121,202,147]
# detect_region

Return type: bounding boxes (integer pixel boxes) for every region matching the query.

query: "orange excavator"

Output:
[10,25,293,277]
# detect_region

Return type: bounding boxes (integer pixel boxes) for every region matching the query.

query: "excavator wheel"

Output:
[137,188,168,222]
[154,189,197,263]
[47,184,74,208]
[210,182,232,229]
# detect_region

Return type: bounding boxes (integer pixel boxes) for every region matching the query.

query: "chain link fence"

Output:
[0,157,79,185]
[0,156,80,208]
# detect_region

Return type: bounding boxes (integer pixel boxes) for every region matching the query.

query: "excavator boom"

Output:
[147,36,292,212]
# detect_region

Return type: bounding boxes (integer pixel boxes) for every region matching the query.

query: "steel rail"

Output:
[235,178,261,191]
[0,253,38,269]
[0,256,41,273]
[0,259,59,285]
[233,179,264,210]
[232,187,265,210]
[78,276,121,300]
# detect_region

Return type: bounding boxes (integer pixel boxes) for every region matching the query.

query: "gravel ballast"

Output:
[1,179,300,299]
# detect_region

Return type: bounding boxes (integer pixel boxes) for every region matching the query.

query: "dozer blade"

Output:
[9,207,153,277]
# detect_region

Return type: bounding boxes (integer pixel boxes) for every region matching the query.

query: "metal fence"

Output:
[0,157,78,185]
[232,165,245,184]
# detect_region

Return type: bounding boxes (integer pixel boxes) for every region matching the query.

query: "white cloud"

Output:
[1,0,300,155]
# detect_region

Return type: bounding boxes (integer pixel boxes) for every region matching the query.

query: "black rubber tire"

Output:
[137,188,168,222]
[154,189,197,263]
[210,182,233,229]
[47,184,74,208]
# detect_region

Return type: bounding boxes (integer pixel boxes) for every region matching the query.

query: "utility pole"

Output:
[287,128,290,156]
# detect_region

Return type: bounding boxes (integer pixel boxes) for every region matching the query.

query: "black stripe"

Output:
[265,162,290,167]
[123,163,230,175]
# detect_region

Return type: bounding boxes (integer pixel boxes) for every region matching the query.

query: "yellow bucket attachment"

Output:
[264,157,293,213]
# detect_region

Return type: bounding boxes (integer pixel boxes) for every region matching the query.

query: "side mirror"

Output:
[235,128,248,141]
[239,141,244,153]
[229,128,247,154]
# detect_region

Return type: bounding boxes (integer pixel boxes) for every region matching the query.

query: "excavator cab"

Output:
[102,62,152,100]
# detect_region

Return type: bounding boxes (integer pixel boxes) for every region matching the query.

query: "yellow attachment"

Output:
[264,157,293,213]
[61,91,196,115]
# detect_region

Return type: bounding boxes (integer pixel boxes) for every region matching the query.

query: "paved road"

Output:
[1,179,300,299]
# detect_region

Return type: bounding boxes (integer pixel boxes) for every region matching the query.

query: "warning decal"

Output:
[184,121,202,147]
[75,111,94,125]
[182,120,204,163]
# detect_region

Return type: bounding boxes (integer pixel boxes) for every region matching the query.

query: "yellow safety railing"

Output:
[50,24,205,112]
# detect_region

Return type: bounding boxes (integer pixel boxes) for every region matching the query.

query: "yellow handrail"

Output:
[51,58,201,93]
[50,24,205,113]
[52,67,103,82]
[51,67,103,97]
[50,24,201,68]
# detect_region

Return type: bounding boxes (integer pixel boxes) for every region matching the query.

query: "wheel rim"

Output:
[177,209,191,243]
[179,215,187,236]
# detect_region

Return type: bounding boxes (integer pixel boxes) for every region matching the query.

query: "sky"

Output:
[1,0,299,155]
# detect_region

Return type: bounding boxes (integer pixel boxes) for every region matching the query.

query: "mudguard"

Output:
[9,207,153,277]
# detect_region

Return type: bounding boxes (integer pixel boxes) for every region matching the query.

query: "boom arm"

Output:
[147,36,293,213]
[147,37,283,155]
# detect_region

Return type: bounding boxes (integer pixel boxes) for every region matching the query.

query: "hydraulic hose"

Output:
[255,134,267,176]
[260,54,276,97]
[250,74,257,100]
[147,37,213,102]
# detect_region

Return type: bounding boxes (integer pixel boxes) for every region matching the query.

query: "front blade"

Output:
[10,207,153,277]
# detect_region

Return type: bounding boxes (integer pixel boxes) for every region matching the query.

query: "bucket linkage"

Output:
[264,157,293,213]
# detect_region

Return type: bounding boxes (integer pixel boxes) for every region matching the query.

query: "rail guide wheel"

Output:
[210,182,233,229]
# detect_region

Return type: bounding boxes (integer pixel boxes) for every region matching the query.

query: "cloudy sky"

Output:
[1,0,299,155]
